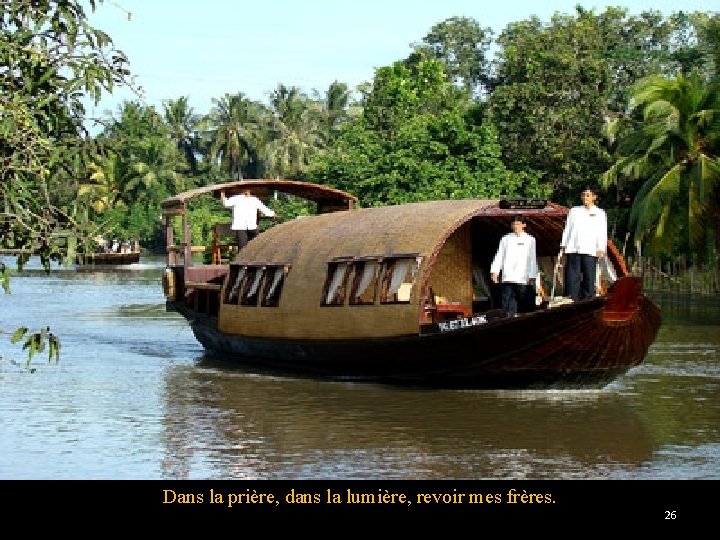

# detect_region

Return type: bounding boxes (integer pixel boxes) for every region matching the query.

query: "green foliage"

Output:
[489,7,711,207]
[0,1,136,375]
[308,56,549,207]
[2,3,717,270]
[207,93,268,180]
[270,197,316,223]
[187,195,228,247]
[0,263,9,293]
[163,96,203,175]
[78,100,195,248]
[4,325,61,369]
[601,69,720,261]
[414,16,494,97]
[0,0,136,268]
[490,10,616,204]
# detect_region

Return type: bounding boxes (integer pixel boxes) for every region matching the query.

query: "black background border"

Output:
[2,479,710,525]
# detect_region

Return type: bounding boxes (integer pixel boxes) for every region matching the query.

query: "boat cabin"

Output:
[162,180,627,341]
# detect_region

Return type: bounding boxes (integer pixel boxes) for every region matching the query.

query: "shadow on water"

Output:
[158,292,720,480]
[159,355,656,479]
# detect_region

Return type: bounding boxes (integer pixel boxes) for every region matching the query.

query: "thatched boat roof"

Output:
[217,198,579,340]
[236,198,569,264]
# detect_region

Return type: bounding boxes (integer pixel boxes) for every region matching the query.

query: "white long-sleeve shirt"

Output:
[560,204,607,256]
[223,193,275,231]
[490,231,538,284]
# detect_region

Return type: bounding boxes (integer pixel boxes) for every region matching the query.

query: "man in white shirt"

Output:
[221,188,276,252]
[490,214,538,316]
[558,186,607,301]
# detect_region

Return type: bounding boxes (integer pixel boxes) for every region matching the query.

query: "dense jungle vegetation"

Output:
[2,0,719,277]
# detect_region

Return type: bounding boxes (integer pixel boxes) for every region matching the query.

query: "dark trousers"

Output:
[235,228,258,251]
[500,283,535,316]
[564,253,597,301]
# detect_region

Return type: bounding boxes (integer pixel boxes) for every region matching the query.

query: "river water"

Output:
[1,256,718,480]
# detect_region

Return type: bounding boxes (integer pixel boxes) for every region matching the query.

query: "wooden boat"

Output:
[75,251,140,266]
[75,241,140,265]
[160,179,661,390]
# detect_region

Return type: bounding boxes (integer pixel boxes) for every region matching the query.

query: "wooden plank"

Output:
[185,281,222,291]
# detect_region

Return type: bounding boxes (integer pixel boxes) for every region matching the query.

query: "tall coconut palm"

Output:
[163,96,201,175]
[102,100,185,206]
[601,70,720,259]
[312,81,353,143]
[80,151,124,214]
[265,84,322,178]
[206,93,267,180]
[123,135,186,207]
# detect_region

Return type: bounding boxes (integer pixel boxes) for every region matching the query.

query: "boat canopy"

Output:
[160,179,358,217]
[236,198,569,265]
[216,198,588,340]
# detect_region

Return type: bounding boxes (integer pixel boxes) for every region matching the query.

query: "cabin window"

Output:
[260,265,289,307]
[240,266,265,306]
[225,263,289,307]
[321,260,351,306]
[322,254,421,306]
[472,264,492,301]
[349,260,380,305]
[379,257,420,304]
[225,265,248,304]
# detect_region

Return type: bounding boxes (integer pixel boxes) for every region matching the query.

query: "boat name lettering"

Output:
[438,315,487,332]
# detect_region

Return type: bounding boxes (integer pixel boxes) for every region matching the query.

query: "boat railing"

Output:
[210,223,238,265]
[164,263,228,317]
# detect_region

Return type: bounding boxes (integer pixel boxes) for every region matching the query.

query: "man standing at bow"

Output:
[558,186,608,301]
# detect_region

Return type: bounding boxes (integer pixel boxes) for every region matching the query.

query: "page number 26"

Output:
[665,511,677,520]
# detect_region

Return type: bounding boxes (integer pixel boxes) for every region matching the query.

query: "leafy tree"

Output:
[491,9,621,205]
[312,80,356,143]
[699,14,720,79]
[413,16,494,98]
[91,101,189,246]
[2,326,61,372]
[1,0,136,366]
[489,7,710,207]
[308,56,547,206]
[80,151,123,214]
[1,0,135,270]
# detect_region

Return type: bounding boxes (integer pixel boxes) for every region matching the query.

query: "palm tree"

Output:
[312,81,353,142]
[123,136,185,206]
[601,70,720,259]
[80,151,124,213]
[265,84,322,178]
[163,96,202,175]
[206,93,267,180]
[101,101,185,205]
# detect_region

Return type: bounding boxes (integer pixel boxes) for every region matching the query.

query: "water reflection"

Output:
[649,291,720,326]
[161,357,655,479]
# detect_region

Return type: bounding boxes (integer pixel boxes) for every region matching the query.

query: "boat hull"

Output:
[171,289,661,390]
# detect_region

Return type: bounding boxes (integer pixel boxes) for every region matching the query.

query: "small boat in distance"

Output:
[160,179,661,390]
[75,240,141,266]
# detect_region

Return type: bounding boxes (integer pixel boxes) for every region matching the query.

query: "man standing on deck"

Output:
[221,188,276,252]
[490,214,539,316]
[558,186,607,302]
